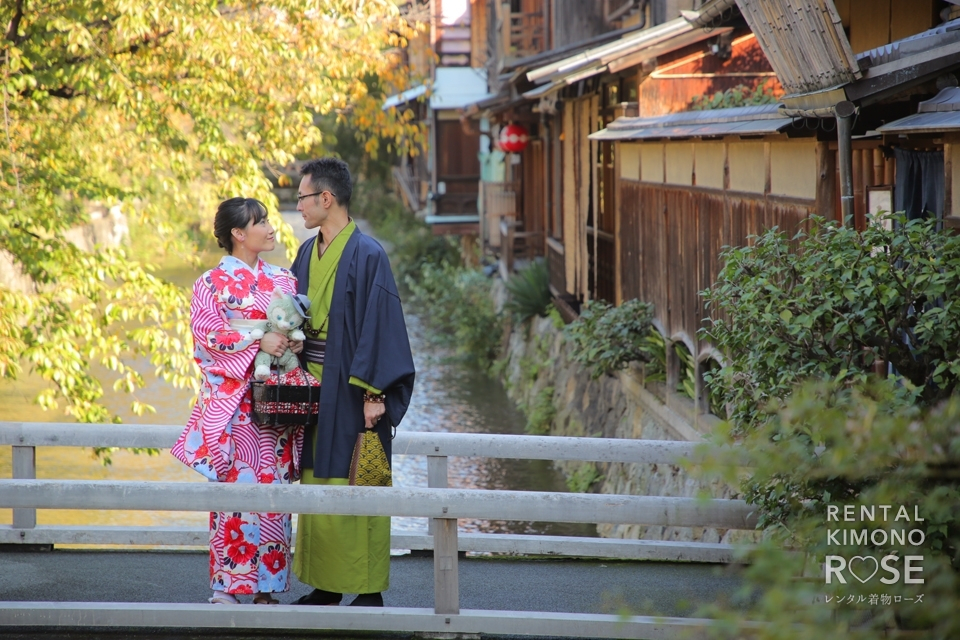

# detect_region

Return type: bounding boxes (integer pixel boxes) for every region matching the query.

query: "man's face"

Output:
[297,175,327,230]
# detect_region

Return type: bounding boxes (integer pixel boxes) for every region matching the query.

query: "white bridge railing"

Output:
[0,422,757,639]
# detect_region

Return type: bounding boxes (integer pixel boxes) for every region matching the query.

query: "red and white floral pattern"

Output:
[171,255,304,595]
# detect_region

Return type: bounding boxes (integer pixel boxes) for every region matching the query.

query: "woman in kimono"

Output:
[171,197,304,605]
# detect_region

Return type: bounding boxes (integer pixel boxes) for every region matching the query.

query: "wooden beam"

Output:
[0,480,759,529]
[0,526,743,562]
[11,446,36,530]
[0,602,765,638]
[845,40,960,104]
[0,424,713,465]
[433,518,460,614]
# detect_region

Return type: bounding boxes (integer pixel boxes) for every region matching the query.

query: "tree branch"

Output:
[29,29,174,77]
[4,0,24,43]
[21,85,84,100]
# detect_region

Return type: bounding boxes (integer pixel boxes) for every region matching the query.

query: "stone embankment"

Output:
[496,305,750,545]
[3,203,129,294]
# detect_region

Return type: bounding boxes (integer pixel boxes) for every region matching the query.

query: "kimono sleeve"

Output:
[191,277,259,380]
[348,257,415,426]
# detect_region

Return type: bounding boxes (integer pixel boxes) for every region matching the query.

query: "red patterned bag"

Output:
[251,367,320,426]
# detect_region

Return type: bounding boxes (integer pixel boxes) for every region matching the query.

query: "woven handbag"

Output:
[251,367,320,427]
[348,431,392,487]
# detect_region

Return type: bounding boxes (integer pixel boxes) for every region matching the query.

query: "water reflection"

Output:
[393,313,595,538]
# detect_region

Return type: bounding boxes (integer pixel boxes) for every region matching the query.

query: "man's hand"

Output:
[363,401,386,430]
[259,332,289,357]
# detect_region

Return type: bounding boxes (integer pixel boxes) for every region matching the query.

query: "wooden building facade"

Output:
[392,1,960,414]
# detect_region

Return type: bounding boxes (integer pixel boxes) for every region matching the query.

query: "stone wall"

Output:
[497,311,750,545]
[3,204,129,294]
[62,204,130,253]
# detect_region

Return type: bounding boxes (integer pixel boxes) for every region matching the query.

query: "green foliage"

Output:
[701,215,960,434]
[518,332,553,384]
[674,341,696,400]
[1,1,424,422]
[566,462,604,494]
[504,260,552,322]
[350,182,460,287]
[689,80,779,110]
[641,327,666,384]
[525,386,556,435]
[697,381,960,638]
[546,305,565,330]
[405,263,502,368]
[673,343,726,416]
[564,299,661,379]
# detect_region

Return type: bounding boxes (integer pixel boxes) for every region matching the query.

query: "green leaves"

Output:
[689,79,779,110]
[696,380,960,638]
[701,215,960,434]
[504,260,551,323]
[405,262,503,370]
[1,1,425,423]
[564,299,661,379]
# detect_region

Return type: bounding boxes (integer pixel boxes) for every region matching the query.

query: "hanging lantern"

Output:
[498,124,529,153]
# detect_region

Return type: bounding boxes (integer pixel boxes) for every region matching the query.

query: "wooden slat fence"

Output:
[621,180,816,364]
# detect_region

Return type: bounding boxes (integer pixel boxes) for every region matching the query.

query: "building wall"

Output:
[834,0,937,54]
[770,141,817,199]
[638,34,781,118]
[617,136,819,361]
[727,142,765,194]
[664,143,694,186]
[695,142,724,189]
[551,0,606,48]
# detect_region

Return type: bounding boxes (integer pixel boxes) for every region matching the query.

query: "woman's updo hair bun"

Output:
[213,197,268,253]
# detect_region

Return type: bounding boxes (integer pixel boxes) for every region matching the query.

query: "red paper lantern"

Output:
[498,124,529,153]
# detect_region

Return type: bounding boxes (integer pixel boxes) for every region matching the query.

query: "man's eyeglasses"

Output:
[297,190,336,203]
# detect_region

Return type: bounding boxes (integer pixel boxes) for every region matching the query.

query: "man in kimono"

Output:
[290,157,415,607]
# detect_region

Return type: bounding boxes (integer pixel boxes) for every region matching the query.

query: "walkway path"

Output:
[1,549,746,638]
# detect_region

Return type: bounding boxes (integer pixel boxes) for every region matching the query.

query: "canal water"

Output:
[0,213,595,542]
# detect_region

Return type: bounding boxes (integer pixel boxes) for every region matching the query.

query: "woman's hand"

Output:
[289,340,303,355]
[259,332,289,357]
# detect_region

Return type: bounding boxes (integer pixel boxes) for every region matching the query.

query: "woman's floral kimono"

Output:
[172,255,304,595]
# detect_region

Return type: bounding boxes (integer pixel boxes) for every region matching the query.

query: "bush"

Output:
[405,262,502,368]
[566,462,604,494]
[504,259,551,322]
[525,385,556,435]
[697,380,960,638]
[701,215,960,434]
[353,185,461,287]
[564,299,662,379]
[689,79,779,110]
[674,341,696,400]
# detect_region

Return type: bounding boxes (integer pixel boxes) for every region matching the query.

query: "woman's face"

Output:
[236,216,275,255]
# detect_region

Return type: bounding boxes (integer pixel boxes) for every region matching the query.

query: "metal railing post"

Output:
[12,445,36,530]
[426,453,448,536]
[433,516,460,615]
